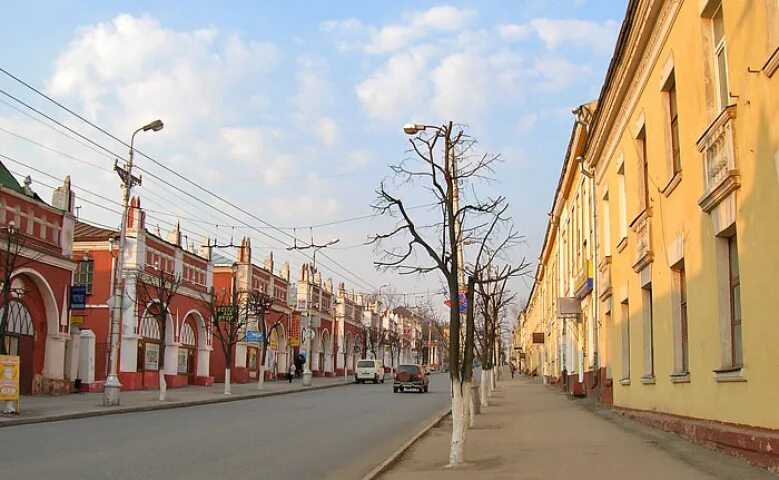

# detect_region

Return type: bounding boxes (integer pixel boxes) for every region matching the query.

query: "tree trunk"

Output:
[448,379,467,467]
[158,368,167,401]
[466,377,476,427]
[257,365,266,391]
[480,369,489,407]
[224,368,232,395]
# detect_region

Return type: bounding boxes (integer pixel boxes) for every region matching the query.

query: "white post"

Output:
[224,368,231,394]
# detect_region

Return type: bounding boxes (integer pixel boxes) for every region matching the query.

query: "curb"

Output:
[0,381,351,428]
[361,407,452,480]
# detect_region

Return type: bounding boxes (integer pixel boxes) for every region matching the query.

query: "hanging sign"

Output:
[70,285,87,309]
[289,313,301,347]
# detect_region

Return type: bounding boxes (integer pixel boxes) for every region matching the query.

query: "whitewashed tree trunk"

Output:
[491,368,497,389]
[480,369,489,407]
[224,368,232,395]
[257,366,266,391]
[448,379,467,467]
[487,369,495,396]
[467,378,476,427]
[158,369,167,401]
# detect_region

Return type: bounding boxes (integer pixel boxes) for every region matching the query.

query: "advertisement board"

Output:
[0,355,20,401]
[289,313,301,347]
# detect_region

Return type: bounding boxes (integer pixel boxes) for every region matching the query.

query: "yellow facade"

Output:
[524,0,778,434]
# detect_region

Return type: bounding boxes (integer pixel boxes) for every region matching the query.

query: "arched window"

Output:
[139,313,161,371]
[180,323,195,346]
[1,300,33,355]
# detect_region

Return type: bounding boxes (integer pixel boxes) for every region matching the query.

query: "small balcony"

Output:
[631,209,653,272]
[697,106,740,213]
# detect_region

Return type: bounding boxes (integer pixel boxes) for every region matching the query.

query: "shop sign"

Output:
[145,343,160,370]
[289,313,301,347]
[70,285,87,309]
[70,315,85,326]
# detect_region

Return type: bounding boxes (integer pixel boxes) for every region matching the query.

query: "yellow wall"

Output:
[592,0,778,429]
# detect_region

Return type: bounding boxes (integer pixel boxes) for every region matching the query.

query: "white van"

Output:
[355,359,385,384]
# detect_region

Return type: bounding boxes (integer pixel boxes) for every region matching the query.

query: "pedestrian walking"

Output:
[510,361,516,379]
[286,362,295,383]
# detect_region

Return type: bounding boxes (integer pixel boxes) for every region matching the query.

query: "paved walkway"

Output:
[380,375,775,480]
[0,376,350,427]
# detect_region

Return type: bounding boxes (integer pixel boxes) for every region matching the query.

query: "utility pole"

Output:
[287,232,339,386]
[104,119,163,407]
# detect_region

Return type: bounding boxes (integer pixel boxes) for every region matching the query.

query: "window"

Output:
[602,191,611,256]
[636,127,649,213]
[642,284,655,380]
[679,267,689,372]
[75,259,94,294]
[617,162,628,242]
[664,72,682,175]
[728,235,742,366]
[621,299,630,382]
[711,3,730,110]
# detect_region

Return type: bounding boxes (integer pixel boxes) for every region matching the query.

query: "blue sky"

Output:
[0,1,626,309]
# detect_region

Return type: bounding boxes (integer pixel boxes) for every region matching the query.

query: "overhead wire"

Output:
[0,80,377,291]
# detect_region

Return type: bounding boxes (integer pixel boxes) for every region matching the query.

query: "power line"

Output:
[0,79,376,291]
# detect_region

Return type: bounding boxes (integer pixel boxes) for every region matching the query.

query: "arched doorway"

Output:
[138,313,161,388]
[344,333,354,374]
[1,300,34,395]
[178,321,196,384]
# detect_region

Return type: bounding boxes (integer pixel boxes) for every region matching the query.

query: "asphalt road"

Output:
[0,374,451,480]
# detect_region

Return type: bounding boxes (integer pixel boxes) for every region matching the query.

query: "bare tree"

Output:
[137,265,183,401]
[362,322,386,361]
[202,280,249,395]
[370,121,523,466]
[246,290,282,391]
[475,272,515,407]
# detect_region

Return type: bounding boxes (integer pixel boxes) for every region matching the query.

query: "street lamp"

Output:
[287,236,340,387]
[104,119,164,407]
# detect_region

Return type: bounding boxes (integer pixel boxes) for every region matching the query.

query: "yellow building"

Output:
[524,0,778,469]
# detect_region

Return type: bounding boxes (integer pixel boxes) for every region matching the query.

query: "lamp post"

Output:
[104,119,164,407]
[287,237,339,386]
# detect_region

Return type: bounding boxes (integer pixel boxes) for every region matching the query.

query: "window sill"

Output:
[619,378,631,386]
[669,372,690,383]
[640,375,656,385]
[713,367,746,382]
[662,172,682,197]
[616,237,628,253]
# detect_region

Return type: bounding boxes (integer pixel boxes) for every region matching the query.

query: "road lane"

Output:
[0,374,451,480]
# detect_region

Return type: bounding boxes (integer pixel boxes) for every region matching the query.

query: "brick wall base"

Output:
[616,407,779,472]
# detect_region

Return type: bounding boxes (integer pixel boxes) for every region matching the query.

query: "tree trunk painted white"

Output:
[491,368,497,389]
[224,368,232,395]
[448,378,467,467]
[158,369,167,401]
[480,369,489,407]
[257,365,266,391]
[466,378,476,427]
[487,369,495,396]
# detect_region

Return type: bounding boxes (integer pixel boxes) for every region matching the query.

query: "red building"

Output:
[210,237,294,383]
[0,166,77,395]
[296,264,336,376]
[334,283,364,376]
[72,197,214,391]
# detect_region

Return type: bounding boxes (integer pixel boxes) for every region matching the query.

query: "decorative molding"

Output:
[631,208,654,272]
[640,374,656,385]
[662,172,682,197]
[696,105,740,213]
[669,372,690,383]
[763,46,779,77]
[619,378,631,386]
[598,256,612,301]
[616,236,628,253]
[698,171,740,213]
[712,367,746,383]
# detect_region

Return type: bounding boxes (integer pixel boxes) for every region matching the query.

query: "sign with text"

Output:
[70,315,85,326]
[246,331,264,343]
[289,313,301,347]
[217,305,236,322]
[0,355,20,401]
[70,285,87,309]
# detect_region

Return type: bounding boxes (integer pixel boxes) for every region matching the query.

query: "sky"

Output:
[0,0,627,316]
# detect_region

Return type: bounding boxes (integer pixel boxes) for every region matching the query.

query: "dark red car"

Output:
[393,364,429,393]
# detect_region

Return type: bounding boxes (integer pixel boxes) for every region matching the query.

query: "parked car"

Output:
[393,364,429,393]
[355,359,385,384]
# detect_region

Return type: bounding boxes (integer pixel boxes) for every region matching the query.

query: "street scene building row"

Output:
[0,167,445,395]
[517,0,777,470]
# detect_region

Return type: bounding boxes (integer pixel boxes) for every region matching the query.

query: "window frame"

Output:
[75,258,95,294]
[679,266,689,372]
[711,3,730,111]
[728,235,742,367]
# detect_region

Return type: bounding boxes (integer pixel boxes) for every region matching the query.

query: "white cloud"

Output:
[315,117,339,146]
[430,52,491,121]
[345,149,373,170]
[219,127,297,186]
[533,57,591,91]
[364,6,476,54]
[497,24,532,41]
[355,47,433,121]
[47,14,279,134]
[529,19,618,52]
[515,113,539,135]
[292,55,332,116]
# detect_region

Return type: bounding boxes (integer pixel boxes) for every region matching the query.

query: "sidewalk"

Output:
[379,376,775,480]
[0,376,351,427]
